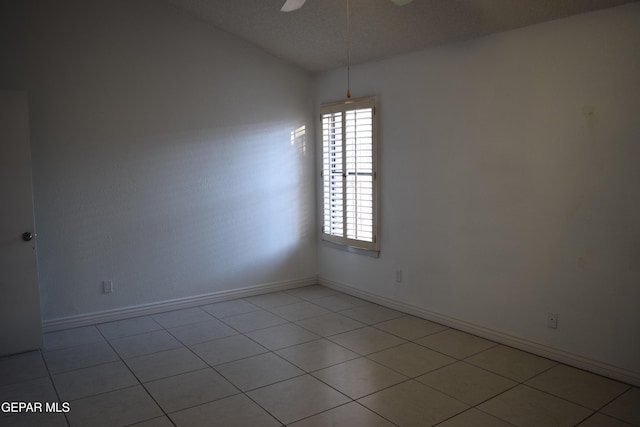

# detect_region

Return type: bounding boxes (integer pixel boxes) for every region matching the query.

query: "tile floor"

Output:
[1,285,638,426]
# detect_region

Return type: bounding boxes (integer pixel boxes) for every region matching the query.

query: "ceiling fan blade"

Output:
[281,0,307,12]
[390,0,414,5]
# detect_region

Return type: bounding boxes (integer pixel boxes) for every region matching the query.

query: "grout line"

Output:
[93,327,177,427]
[40,351,72,427]
[351,400,401,426]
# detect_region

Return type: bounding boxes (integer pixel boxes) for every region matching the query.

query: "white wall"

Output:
[0,0,316,321]
[316,3,640,381]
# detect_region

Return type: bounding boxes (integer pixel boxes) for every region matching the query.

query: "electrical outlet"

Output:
[103,280,113,294]
[547,312,558,329]
[395,269,402,284]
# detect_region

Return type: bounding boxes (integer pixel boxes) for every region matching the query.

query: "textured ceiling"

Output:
[167,0,637,72]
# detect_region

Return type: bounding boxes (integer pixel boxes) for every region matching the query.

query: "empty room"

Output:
[1,0,639,426]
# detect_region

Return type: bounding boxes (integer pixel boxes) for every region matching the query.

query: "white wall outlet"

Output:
[103,280,113,294]
[547,312,558,329]
[395,269,403,284]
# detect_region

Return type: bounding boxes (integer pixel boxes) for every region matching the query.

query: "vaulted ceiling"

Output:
[167,0,637,72]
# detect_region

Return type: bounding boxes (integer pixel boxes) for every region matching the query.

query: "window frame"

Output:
[320,97,379,252]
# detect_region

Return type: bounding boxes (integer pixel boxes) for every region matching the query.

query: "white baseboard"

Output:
[319,277,640,387]
[43,276,318,333]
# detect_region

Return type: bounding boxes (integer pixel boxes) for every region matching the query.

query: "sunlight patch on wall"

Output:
[290,124,306,155]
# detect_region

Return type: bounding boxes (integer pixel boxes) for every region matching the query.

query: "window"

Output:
[321,97,378,251]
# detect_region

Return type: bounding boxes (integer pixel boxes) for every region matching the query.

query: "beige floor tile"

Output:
[144,368,238,413]
[109,330,183,359]
[125,347,207,382]
[128,417,175,427]
[67,385,162,427]
[247,374,350,424]
[43,326,105,351]
[313,357,407,399]
[189,334,268,366]
[312,294,371,311]
[466,345,557,382]
[339,304,405,325]
[437,408,513,427]
[170,393,280,427]
[526,364,630,410]
[479,385,592,427]
[0,377,58,417]
[2,412,68,427]
[368,342,455,377]
[245,291,302,308]
[296,312,366,337]
[601,387,640,426]
[276,338,359,372]
[6,288,635,427]
[245,322,319,350]
[97,316,162,339]
[417,361,517,405]
[578,413,635,427]
[289,401,394,427]
[359,380,468,426]
[374,315,448,340]
[53,360,139,401]
[286,285,339,300]
[329,327,406,355]
[215,352,303,391]
[0,351,49,392]
[200,299,260,318]
[220,309,288,333]
[269,301,331,321]
[43,341,120,374]
[167,318,236,346]
[151,307,213,328]
[415,329,496,359]
[0,351,48,386]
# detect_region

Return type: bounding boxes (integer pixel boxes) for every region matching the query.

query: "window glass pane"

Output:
[322,112,344,237]
[321,98,377,250]
[345,107,373,242]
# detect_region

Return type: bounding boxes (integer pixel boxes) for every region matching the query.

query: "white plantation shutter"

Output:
[321,97,378,251]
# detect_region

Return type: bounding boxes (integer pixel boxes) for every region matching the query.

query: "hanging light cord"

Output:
[346,0,351,98]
